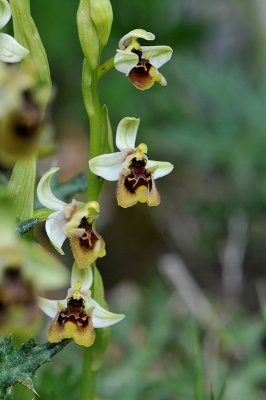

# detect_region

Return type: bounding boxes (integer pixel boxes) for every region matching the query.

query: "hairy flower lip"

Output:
[114,29,172,90]
[38,264,125,347]
[37,168,106,267]
[89,117,174,208]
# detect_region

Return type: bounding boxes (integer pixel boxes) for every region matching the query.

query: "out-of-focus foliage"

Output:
[3,0,266,398]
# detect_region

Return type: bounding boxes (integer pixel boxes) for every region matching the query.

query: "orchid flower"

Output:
[114,29,172,90]
[0,0,29,63]
[37,167,106,268]
[89,117,174,208]
[38,263,124,347]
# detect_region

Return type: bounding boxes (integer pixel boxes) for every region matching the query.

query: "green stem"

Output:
[80,55,104,400]
[82,59,103,202]
[80,348,97,400]
[88,70,102,201]
[97,56,114,80]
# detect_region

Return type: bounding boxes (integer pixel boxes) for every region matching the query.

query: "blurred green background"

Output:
[12,0,266,398]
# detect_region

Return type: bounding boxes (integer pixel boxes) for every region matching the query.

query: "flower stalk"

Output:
[80,60,103,400]
[97,56,115,80]
[84,64,104,201]
[77,0,114,396]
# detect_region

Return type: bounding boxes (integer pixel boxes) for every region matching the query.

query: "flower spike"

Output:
[89,117,174,208]
[38,263,124,347]
[37,168,106,267]
[0,0,29,63]
[114,29,172,90]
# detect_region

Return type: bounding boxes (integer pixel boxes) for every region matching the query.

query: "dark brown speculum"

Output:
[78,217,98,249]
[129,49,153,89]
[124,157,152,194]
[58,297,89,328]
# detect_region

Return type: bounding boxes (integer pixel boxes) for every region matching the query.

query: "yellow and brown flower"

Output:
[89,117,173,208]
[38,264,124,347]
[37,168,106,268]
[114,29,172,90]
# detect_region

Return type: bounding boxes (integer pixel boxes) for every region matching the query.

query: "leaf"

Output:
[8,154,36,221]
[192,322,205,400]
[17,218,41,236]
[216,380,227,400]
[209,387,215,400]
[100,104,114,154]
[0,337,70,399]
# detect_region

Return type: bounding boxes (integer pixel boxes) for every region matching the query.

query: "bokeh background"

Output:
[9,0,266,398]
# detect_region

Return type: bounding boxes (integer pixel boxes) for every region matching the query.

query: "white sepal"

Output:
[38,297,58,319]
[146,160,174,179]
[90,298,125,328]
[114,50,138,75]
[0,0,11,30]
[71,262,93,291]
[45,210,68,255]
[116,117,139,151]
[0,33,29,63]
[118,29,155,49]
[89,152,124,181]
[37,167,66,211]
[141,45,173,69]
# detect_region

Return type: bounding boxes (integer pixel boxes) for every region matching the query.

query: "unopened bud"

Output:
[90,0,113,46]
[77,0,99,70]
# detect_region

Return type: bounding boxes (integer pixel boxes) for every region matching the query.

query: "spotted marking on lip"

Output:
[58,297,90,328]
[124,157,152,194]
[78,217,98,250]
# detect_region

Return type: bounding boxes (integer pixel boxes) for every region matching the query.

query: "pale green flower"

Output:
[0,0,29,63]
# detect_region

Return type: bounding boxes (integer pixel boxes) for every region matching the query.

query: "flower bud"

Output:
[90,0,113,46]
[77,0,99,70]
